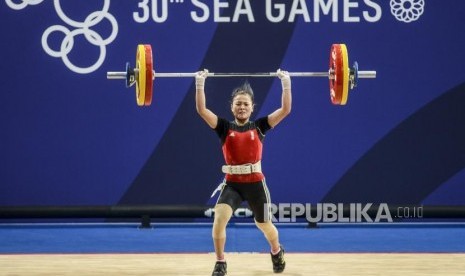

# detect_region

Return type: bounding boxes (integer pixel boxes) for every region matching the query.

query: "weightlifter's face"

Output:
[231,93,254,125]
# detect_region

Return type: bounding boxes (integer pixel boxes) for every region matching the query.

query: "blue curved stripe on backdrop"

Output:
[322,82,465,204]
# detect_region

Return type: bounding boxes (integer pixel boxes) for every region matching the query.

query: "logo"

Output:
[5,0,118,74]
[390,0,425,23]
[5,0,43,10]
[265,203,424,223]
[204,207,253,218]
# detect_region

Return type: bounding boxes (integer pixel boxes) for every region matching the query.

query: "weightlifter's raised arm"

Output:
[195,69,218,129]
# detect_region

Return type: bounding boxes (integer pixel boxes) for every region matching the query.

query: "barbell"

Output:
[107,44,376,106]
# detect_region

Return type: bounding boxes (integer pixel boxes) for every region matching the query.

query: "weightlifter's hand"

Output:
[195,69,209,90]
[277,69,291,91]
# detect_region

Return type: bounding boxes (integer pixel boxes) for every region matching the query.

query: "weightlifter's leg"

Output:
[212,203,233,261]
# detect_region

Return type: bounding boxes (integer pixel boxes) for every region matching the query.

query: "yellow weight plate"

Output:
[340,44,349,105]
[136,45,146,106]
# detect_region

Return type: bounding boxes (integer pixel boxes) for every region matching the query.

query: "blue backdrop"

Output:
[1,0,464,207]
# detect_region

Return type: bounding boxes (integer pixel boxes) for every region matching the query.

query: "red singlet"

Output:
[215,117,271,183]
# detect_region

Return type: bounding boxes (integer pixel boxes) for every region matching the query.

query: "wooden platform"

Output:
[1,253,464,275]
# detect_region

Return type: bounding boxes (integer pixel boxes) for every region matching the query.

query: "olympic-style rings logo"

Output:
[5,0,118,74]
[390,0,425,23]
[5,0,42,10]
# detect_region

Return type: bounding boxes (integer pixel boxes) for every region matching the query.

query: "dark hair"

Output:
[231,81,254,103]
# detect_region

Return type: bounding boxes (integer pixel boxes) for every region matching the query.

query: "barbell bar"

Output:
[107,44,376,106]
[108,71,377,78]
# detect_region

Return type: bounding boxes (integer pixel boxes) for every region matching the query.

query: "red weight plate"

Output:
[329,44,343,105]
[329,44,349,105]
[144,44,153,106]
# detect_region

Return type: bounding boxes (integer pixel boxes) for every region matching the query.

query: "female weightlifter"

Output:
[195,69,292,276]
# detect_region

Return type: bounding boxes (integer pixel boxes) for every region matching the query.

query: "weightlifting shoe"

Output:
[212,261,227,276]
[271,246,286,273]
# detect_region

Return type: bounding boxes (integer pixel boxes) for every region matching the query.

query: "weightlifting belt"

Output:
[222,161,262,175]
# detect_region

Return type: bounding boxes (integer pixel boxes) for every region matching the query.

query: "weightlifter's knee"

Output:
[255,219,279,242]
[212,203,233,240]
